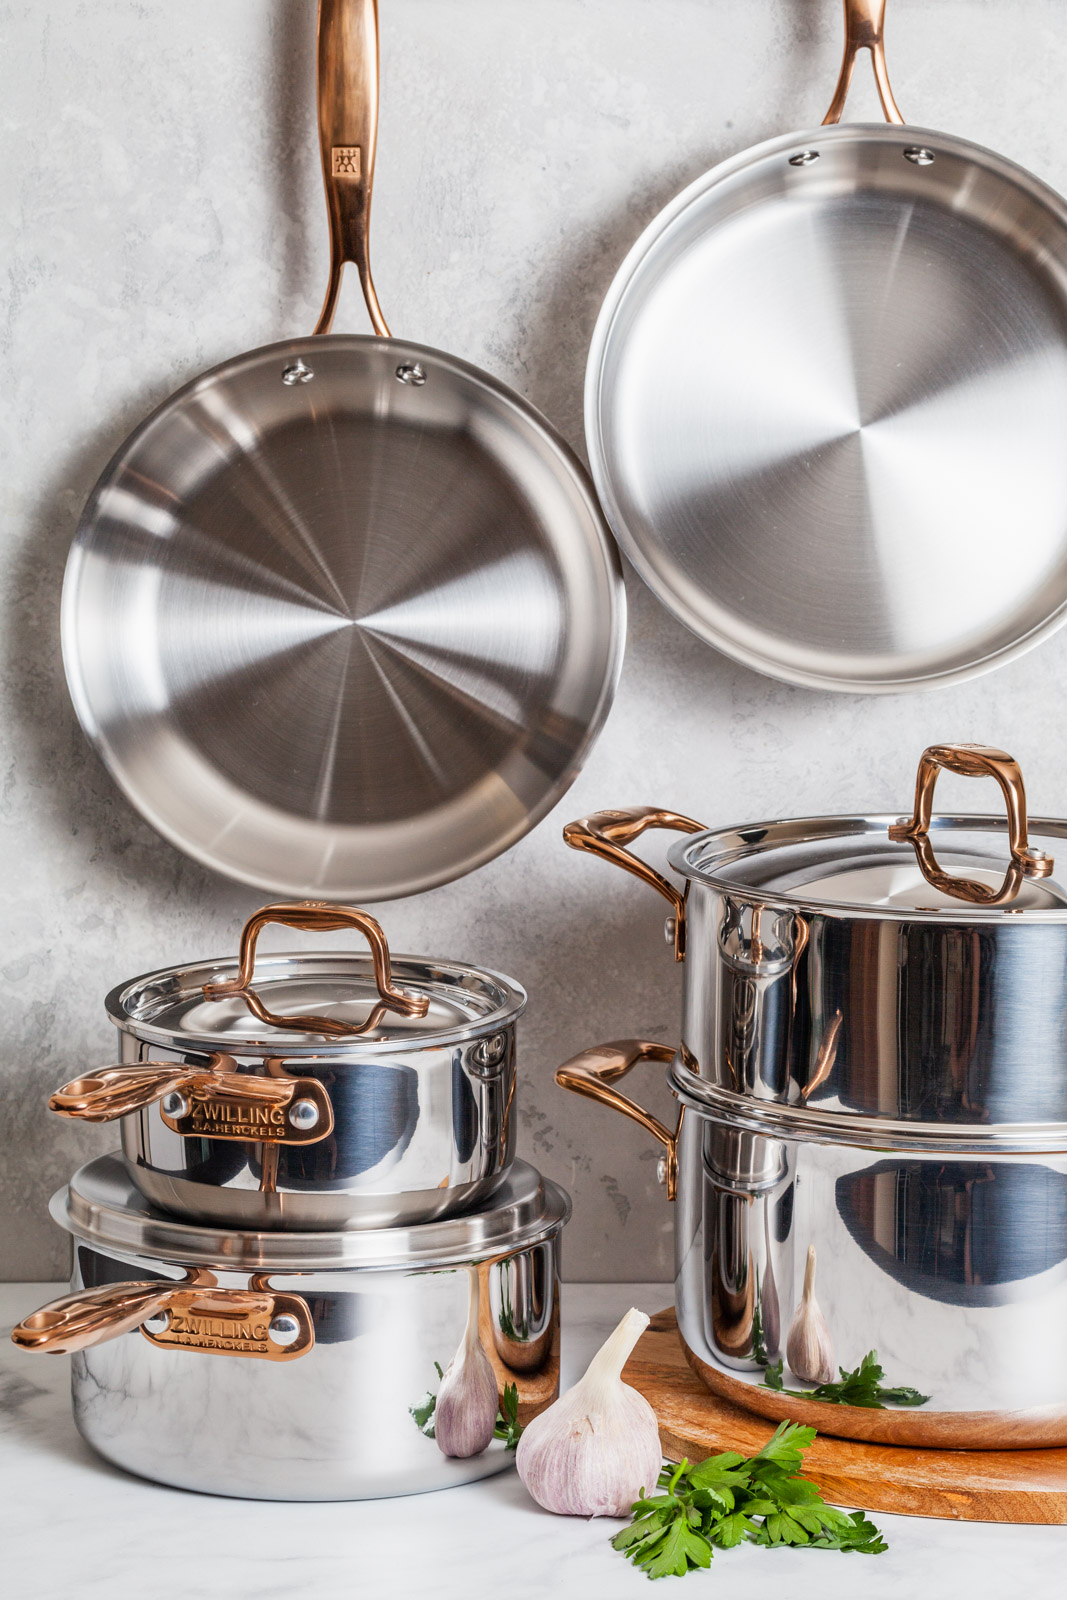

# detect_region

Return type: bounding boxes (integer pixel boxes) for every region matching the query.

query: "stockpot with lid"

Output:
[49,902,526,1230]
[11,1154,567,1500]
[557,744,1067,1447]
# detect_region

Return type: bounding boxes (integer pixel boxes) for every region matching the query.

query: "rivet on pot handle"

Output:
[203,901,430,1036]
[555,1040,679,1199]
[822,0,904,127]
[11,1280,314,1362]
[888,744,1053,906]
[563,810,705,960]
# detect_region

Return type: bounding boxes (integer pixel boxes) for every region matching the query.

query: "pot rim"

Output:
[668,811,1067,922]
[670,1062,1067,1154]
[53,1155,570,1271]
[105,952,528,1056]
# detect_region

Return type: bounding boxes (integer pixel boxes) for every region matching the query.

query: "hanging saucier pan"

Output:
[62,0,623,899]
[586,0,1067,691]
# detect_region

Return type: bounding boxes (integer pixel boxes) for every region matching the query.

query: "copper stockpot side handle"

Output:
[555,1040,680,1200]
[11,1281,314,1362]
[563,809,705,961]
[203,901,430,1036]
[49,1061,230,1122]
[823,0,904,126]
[888,743,1054,907]
[315,0,389,335]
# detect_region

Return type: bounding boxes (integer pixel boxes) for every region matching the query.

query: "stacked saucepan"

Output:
[13,902,569,1499]
[557,743,1067,1449]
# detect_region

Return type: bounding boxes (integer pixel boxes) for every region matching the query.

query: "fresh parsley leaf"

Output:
[613,1421,887,1579]
[760,1349,929,1409]
[409,1390,436,1437]
[493,1381,524,1450]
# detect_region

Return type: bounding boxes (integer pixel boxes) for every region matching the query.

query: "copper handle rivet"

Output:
[282,359,315,386]
[663,916,677,946]
[287,1098,321,1131]
[656,1156,669,1186]
[903,147,935,165]
[395,363,427,386]
[269,1314,301,1347]
[162,1091,190,1119]
[789,149,820,166]
[143,1310,171,1335]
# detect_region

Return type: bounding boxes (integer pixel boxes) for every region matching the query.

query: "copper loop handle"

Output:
[823,0,904,126]
[888,743,1053,906]
[315,0,390,335]
[202,901,429,1036]
[11,1280,314,1362]
[555,1040,680,1200]
[563,808,705,960]
[49,1055,238,1123]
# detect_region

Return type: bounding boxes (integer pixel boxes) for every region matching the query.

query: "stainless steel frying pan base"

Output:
[64,336,623,896]
[587,125,1067,691]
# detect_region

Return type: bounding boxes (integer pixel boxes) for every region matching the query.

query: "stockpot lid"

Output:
[105,903,526,1055]
[52,1155,570,1272]
[669,746,1067,920]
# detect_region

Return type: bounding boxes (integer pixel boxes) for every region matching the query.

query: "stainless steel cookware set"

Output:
[16,0,1067,1507]
[14,903,568,1498]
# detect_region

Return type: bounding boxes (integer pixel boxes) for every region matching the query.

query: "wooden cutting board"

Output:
[622,1310,1067,1524]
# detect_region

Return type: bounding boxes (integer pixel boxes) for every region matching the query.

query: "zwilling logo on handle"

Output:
[332,146,361,177]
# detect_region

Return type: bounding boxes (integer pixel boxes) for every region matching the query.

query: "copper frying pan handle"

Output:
[563,808,705,960]
[888,743,1053,906]
[823,0,904,126]
[202,901,429,1036]
[314,0,390,336]
[555,1040,679,1199]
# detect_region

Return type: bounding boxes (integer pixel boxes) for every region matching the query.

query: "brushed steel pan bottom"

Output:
[587,125,1067,690]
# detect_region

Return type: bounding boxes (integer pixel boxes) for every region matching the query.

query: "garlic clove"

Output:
[435,1266,500,1459]
[785,1243,836,1386]
[516,1307,662,1518]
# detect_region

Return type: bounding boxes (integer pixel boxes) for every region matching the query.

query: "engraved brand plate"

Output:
[160,1077,333,1144]
[331,145,361,177]
[141,1290,313,1361]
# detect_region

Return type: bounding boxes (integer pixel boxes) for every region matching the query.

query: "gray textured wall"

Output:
[5,0,1067,1280]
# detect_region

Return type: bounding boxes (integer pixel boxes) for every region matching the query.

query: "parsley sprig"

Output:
[763,1350,929,1409]
[408,1371,524,1451]
[612,1422,887,1580]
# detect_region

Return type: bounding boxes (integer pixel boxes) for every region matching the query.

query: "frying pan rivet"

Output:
[162,1091,190,1119]
[656,1157,669,1186]
[143,1310,171,1335]
[288,1098,320,1131]
[395,362,427,386]
[664,916,677,946]
[268,1314,302,1347]
[789,150,820,166]
[903,146,935,166]
[282,359,315,386]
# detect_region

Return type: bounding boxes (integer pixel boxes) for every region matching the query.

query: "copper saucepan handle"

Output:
[203,901,429,1036]
[315,0,389,335]
[563,808,705,960]
[823,0,904,127]
[555,1040,679,1199]
[888,743,1053,906]
[11,1281,314,1361]
[48,1060,234,1122]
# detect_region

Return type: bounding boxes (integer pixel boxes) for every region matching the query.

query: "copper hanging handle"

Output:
[888,743,1053,906]
[314,0,390,335]
[555,1040,680,1199]
[202,901,429,1036]
[563,808,705,960]
[11,1280,314,1361]
[822,0,904,126]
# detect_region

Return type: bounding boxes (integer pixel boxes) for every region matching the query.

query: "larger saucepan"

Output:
[62,0,623,899]
[558,742,1067,1446]
[11,1155,566,1500]
[586,0,1067,690]
[49,902,526,1230]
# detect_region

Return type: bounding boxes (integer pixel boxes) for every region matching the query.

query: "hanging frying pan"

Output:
[62,0,624,899]
[586,0,1067,692]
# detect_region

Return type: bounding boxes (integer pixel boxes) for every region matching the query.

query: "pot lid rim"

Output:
[104,952,528,1054]
[53,1155,569,1270]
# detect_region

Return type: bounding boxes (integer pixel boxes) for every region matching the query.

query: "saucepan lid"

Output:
[53,1154,569,1271]
[671,745,1067,918]
[106,902,526,1054]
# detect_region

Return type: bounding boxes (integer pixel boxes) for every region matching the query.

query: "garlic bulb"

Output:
[435,1267,499,1458]
[516,1307,661,1517]
[786,1244,835,1385]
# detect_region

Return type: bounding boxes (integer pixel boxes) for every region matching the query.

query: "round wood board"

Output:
[622,1310,1067,1524]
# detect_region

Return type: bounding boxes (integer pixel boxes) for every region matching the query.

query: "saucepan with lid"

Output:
[11,1154,567,1500]
[49,902,526,1230]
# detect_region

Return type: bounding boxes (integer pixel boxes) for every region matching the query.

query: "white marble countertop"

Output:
[4,1281,1065,1599]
